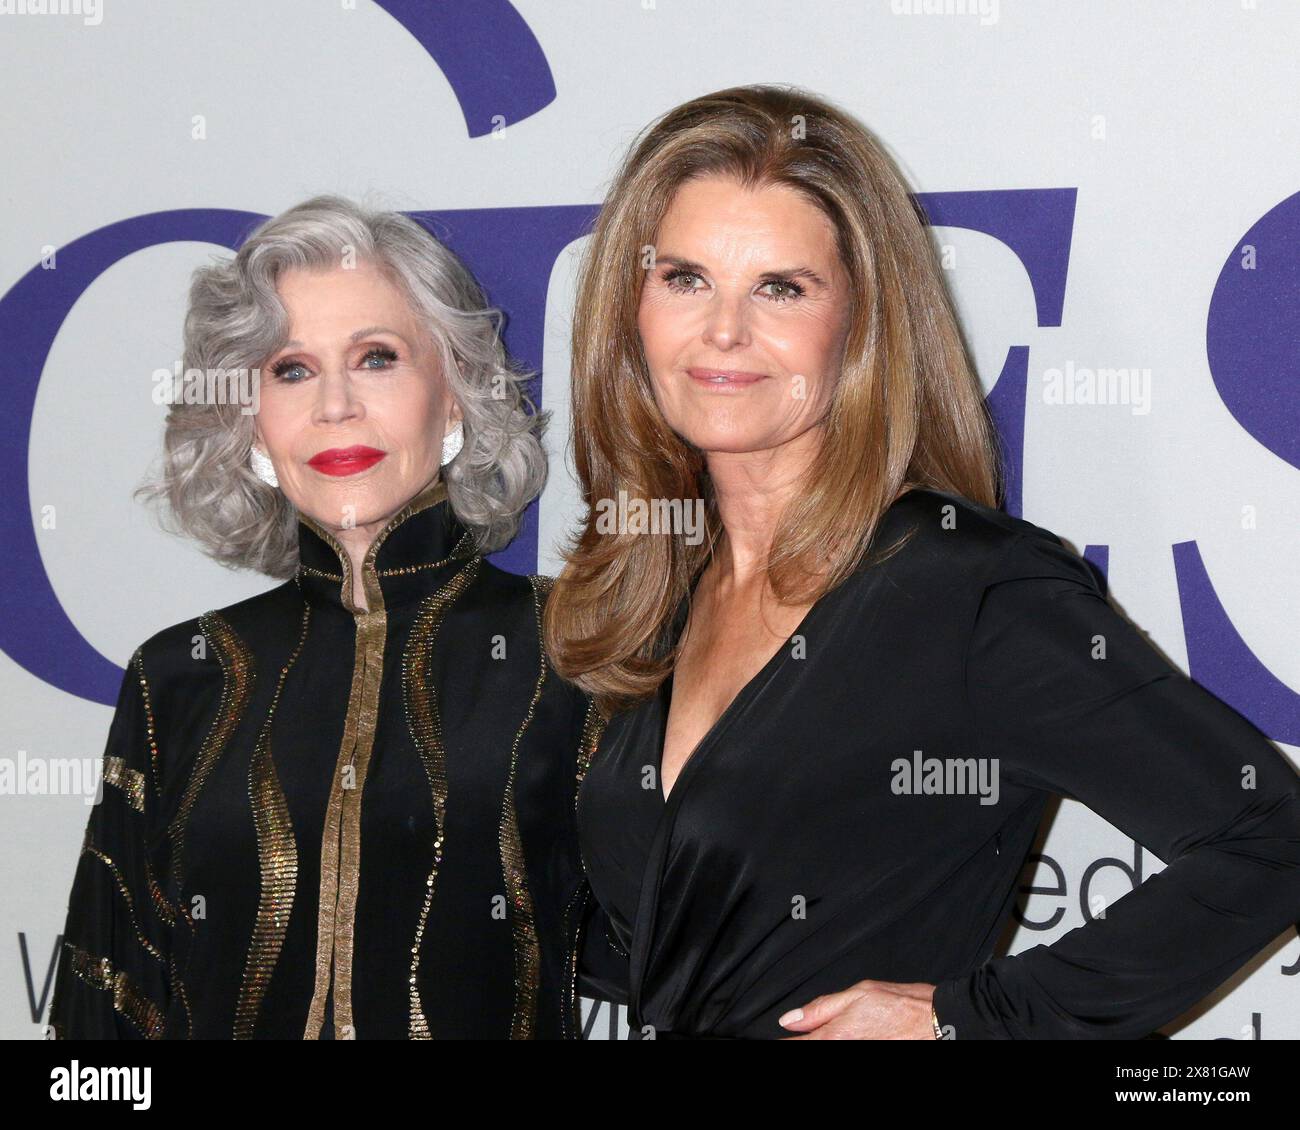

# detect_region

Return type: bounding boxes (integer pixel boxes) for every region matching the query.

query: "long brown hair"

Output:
[544,84,1002,716]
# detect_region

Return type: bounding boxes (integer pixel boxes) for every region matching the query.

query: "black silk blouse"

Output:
[48,479,604,1039]
[577,487,1300,1039]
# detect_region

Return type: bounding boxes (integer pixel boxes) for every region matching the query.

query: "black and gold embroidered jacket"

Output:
[47,479,608,1039]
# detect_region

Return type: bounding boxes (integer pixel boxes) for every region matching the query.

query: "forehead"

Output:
[276,260,414,320]
[655,176,839,262]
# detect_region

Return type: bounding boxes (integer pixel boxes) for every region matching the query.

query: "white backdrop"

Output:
[1,0,1297,1040]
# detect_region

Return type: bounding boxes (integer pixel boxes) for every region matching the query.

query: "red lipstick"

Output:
[307,445,387,476]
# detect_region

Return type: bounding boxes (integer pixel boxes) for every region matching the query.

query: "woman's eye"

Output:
[359,346,399,370]
[758,279,805,302]
[662,269,704,293]
[270,360,308,382]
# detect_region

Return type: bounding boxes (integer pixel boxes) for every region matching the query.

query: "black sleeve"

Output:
[568,695,631,1007]
[931,531,1300,1039]
[47,648,174,1038]
[577,891,631,1005]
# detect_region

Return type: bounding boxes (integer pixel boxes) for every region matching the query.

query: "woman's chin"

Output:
[292,473,425,532]
[681,428,797,460]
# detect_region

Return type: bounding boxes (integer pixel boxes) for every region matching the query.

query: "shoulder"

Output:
[468,561,591,695]
[886,486,1043,554]
[880,487,1097,593]
[131,579,302,687]
[448,560,592,724]
[450,556,552,617]
[437,558,564,656]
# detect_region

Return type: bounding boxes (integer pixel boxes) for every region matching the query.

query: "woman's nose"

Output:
[312,366,364,425]
[702,293,751,350]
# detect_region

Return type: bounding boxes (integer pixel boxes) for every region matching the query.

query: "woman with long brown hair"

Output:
[548,85,1300,1039]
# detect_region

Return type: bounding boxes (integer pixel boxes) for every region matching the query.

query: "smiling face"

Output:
[253,260,461,537]
[636,175,853,460]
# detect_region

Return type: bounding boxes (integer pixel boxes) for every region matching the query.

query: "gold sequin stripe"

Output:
[132,649,163,797]
[561,699,609,1037]
[378,530,475,576]
[335,480,462,1038]
[296,564,343,582]
[302,622,365,1039]
[143,855,190,1035]
[529,570,584,1035]
[294,478,461,589]
[101,756,145,813]
[295,531,474,586]
[80,837,166,963]
[233,604,311,1039]
[167,612,255,908]
[147,866,178,928]
[169,953,193,1038]
[327,599,387,1039]
[164,611,253,1040]
[576,698,607,785]
[126,674,179,935]
[301,478,450,1039]
[560,880,589,1039]
[494,577,552,1039]
[529,573,556,598]
[145,854,192,1035]
[402,557,482,1038]
[63,942,166,1038]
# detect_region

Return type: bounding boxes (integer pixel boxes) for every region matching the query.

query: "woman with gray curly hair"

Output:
[47,195,616,1039]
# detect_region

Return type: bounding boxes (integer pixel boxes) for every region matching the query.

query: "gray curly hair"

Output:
[138,194,548,577]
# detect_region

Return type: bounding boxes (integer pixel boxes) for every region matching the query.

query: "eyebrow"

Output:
[280,326,413,350]
[654,255,829,288]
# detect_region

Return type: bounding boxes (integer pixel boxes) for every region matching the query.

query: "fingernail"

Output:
[778,1008,803,1026]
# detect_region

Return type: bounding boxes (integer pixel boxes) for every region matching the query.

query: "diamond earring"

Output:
[250,444,279,488]
[440,422,464,466]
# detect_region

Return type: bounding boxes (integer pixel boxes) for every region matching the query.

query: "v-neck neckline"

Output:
[626,563,846,1029]
[623,487,927,1027]
[648,486,924,810]
[654,582,829,808]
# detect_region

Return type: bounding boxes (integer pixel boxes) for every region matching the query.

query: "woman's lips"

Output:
[307,445,387,476]
[686,367,768,388]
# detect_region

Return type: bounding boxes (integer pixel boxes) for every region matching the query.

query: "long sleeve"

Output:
[932,530,1300,1039]
[569,693,631,1008]
[577,891,631,1005]
[47,647,174,1039]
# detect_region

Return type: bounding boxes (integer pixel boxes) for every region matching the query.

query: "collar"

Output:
[294,478,477,614]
